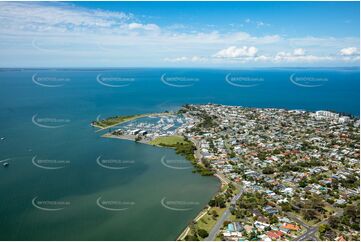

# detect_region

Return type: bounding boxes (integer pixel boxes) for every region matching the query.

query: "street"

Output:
[205,188,244,241]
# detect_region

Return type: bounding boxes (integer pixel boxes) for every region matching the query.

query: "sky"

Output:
[0,1,359,68]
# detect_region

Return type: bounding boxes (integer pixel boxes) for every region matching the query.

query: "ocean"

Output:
[0,67,359,240]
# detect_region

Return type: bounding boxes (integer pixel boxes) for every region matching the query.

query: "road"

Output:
[286,212,310,229]
[294,207,344,241]
[296,226,318,241]
[205,189,244,241]
[190,137,244,241]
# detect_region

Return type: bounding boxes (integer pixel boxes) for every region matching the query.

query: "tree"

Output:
[302,209,317,221]
[185,235,199,241]
[248,230,258,240]
[198,229,209,238]
[262,167,274,174]
[270,215,279,224]
[212,210,219,219]
[214,195,226,208]
[328,216,339,229]
[319,224,330,234]
[208,199,216,207]
[281,203,292,212]
[223,221,231,227]
[344,204,358,219]
[299,179,308,188]
[322,228,336,240]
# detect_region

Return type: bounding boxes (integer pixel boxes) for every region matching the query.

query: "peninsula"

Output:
[92,104,360,241]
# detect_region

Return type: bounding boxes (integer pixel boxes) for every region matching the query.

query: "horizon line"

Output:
[0,66,360,70]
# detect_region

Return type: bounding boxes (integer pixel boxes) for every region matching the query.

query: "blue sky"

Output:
[0,1,359,67]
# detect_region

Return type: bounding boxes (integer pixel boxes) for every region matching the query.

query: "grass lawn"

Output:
[196,207,227,233]
[229,214,238,222]
[220,184,229,193]
[149,135,186,146]
[324,204,336,214]
[181,206,226,241]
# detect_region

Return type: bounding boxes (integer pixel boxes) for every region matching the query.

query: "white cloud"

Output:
[293,48,305,56]
[274,49,334,62]
[244,18,270,27]
[225,33,280,44]
[0,1,358,67]
[164,56,208,63]
[190,56,208,62]
[254,55,272,62]
[256,21,270,28]
[181,47,337,64]
[128,23,160,31]
[339,47,359,56]
[164,56,188,62]
[339,48,360,62]
[214,46,258,58]
[163,49,343,64]
[0,2,133,34]
[341,56,360,62]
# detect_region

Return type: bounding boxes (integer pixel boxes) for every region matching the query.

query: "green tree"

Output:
[299,179,308,188]
[319,224,330,234]
[262,167,275,174]
[212,210,219,219]
[270,215,279,224]
[302,209,317,221]
[198,229,209,238]
[185,235,199,241]
[281,203,292,212]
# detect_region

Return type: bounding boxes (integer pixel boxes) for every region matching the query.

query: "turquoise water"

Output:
[0,68,359,240]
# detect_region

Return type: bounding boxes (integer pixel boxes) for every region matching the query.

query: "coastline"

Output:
[96,119,225,241]
[176,174,225,241]
[102,133,149,144]
[91,105,361,241]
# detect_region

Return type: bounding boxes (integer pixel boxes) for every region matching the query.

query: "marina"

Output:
[108,115,193,143]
